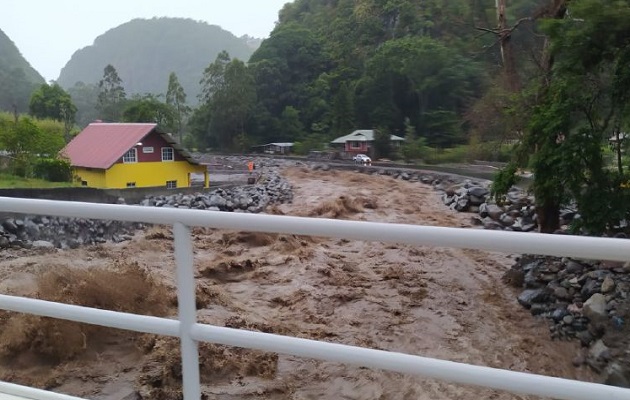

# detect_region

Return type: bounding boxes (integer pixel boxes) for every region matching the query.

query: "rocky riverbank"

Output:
[427,169,630,387]
[0,171,293,250]
[504,255,630,386]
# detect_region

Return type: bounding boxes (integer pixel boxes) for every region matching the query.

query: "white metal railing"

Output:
[0,196,629,400]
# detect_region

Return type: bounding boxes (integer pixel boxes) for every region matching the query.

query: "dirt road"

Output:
[0,167,594,399]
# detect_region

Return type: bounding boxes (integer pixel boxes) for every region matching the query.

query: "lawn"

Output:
[0,173,77,189]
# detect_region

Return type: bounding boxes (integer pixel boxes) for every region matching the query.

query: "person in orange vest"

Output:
[248,161,254,172]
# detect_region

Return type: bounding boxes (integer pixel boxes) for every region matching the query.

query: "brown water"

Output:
[0,168,594,399]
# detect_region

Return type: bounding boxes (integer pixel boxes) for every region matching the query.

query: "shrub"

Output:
[33,158,72,182]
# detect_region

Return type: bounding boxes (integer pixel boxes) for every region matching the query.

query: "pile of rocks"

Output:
[437,181,581,233]
[0,171,293,250]
[0,216,141,249]
[505,255,630,385]
[138,171,293,213]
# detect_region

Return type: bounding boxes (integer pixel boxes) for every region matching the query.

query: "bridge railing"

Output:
[0,196,629,400]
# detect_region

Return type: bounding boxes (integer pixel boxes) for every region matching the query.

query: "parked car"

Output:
[353,154,372,165]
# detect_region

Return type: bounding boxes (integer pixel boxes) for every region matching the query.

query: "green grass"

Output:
[0,173,77,188]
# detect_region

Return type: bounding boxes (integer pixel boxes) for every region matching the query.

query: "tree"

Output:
[494,0,630,235]
[279,106,305,141]
[0,117,65,177]
[29,83,77,142]
[401,117,428,162]
[165,72,190,142]
[97,64,127,121]
[67,81,99,128]
[330,82,355,137]
[193,53,256,150]
[122,95,175,131]
[373,128,391,159]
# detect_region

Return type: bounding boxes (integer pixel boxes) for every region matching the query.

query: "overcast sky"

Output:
[1,0,290,82]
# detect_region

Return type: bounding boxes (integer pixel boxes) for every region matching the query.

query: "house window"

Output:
[350,141,362,149]
[166,180,177,189]
[142,146,154,154]
[126,182,136,188]
[162,147,174,161]
[123,148,137,163]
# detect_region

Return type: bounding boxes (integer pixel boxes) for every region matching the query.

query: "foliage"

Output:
[56,18,254,103]
[243,0,497,147]
[0,173,77,188]
[423,145,475,165]
[292,133,327,155]
[66,81,99,128]
[192,52,256,150]
[29,83,77,141]
[33,158,73,182]
[29,83,76,123]
[491,0,630,234]
[97,64,127,121]
[122,95,175,131]
[0,113,67,178]
[165,72,191,141]
[401,117,428,161]
[491,162,518,204]
[372,128,392,159]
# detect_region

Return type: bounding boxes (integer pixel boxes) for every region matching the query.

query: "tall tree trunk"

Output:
[496,0,521,91]
[615,128,624,176]
[535,0,568,234]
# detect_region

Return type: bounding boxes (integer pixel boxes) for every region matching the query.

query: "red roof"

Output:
[61,123,158,169]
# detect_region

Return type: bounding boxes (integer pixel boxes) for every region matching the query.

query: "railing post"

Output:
[173,222,201,399]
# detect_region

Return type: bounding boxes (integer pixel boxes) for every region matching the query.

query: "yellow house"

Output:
[61,122,209,189]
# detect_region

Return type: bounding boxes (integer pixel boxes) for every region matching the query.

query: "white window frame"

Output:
[350,141,362,149]
[126,182,136,188]
[166,180,177,189]
[142,146,154,154]
[122,148,137,163]
[162,147,174,162]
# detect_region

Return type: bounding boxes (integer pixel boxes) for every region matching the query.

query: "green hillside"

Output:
[57,17,256,102]
[0,28,45,113]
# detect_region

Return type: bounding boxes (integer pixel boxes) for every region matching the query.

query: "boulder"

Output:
[583,293,607,322]
[601,276,615,293]
[517,289,550,308]
[468,186,489,198]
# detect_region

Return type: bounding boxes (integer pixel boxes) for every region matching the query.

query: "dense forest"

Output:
[189,0,548,150]
[1,0,630,236]
[0,28,45,114]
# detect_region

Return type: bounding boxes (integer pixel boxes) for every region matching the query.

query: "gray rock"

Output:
[468,186,489,198]
[454,198,469,212]
[479,203,489,218]
[499,214,514,227]
[2,219,18,234]
[517,289,550,308]
[31,240,55,249]
[565,260,584,274]
[589,339,610,361]
[486,204,504,220]
[469,195,485,206]
[604,362,630,388]
[482,217,504,230]
[583,293,607,321]
[581,278,601,299]
[554,286,571,300]
[601,276,615,293]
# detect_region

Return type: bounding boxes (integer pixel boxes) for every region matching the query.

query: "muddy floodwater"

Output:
[0,168,594,399]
